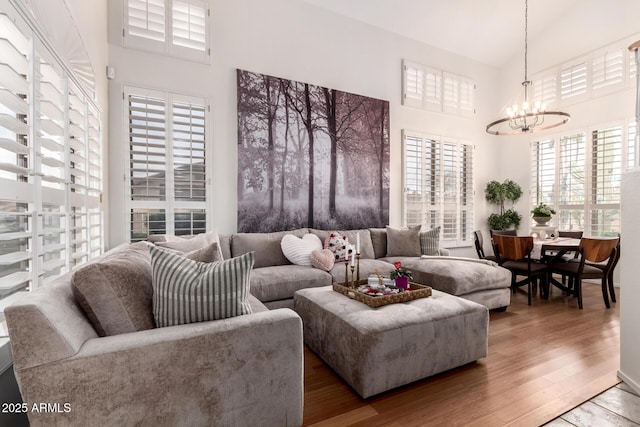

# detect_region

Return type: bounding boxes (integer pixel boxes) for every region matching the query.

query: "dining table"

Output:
[530,237,582,298]
[530,237,581,261]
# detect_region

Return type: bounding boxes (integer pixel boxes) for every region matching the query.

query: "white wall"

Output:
[106,0,501,255]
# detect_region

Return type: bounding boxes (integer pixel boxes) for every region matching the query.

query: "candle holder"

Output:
[350,265,356,288]
[356,253,361,281]
[344,260,349,285]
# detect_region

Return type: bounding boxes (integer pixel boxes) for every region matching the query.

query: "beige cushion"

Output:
[386,225,421,257]
[71,242,156,337]
[156,231,223,260]
[159,242,223,263]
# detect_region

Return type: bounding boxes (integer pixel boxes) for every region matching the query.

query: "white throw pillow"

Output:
[281,234,323,266]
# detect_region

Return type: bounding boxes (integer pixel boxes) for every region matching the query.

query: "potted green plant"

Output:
[485,179,523,230]
[390,261,412,290]
[530,203,556,225]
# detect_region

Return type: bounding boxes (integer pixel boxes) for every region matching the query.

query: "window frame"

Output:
[123,0,210,64]
[402,130,474,248]
[124,86,209,242]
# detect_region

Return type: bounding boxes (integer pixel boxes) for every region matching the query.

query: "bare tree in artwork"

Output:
[237,69,389,232]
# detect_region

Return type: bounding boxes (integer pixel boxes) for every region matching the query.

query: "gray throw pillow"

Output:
[385,225,422,257]
[150,246,255,328]
[420,226,441,255]
[71,242,155,337]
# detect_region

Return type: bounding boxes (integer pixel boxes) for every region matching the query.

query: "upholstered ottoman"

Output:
[294,286,488,398]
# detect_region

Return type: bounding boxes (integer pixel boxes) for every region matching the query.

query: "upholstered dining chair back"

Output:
[580,237,619,264]
[473,230,485,258]
[558,230,583,239]
[493,235,534,261]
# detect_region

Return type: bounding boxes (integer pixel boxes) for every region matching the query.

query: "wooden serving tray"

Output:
[332,279,432,308]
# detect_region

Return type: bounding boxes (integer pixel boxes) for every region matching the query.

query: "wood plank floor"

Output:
[303,281,621,426]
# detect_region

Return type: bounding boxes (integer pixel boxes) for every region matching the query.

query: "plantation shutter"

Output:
[402,61,424,109]
[172,0,207,51]
[129,94,167,201]
[558,133,586,231]
[531,139,556,207]
[458,78,475,118]
[592,45,624,95]
[126,0,166,43]
[590,126,622,236]
[459,143,473,244]
[560,61,588,103]
[441,141,458,241]
[442,73,459,114]
[402,131,472,247]
[126,88,208,241]
[0,12,32,300]
[533,74,557,109]
[402,131,440,229]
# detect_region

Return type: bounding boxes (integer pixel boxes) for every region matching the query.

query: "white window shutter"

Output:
[402,131,472,247]
[592,45,624,95]
[172,0,207,51]
[458,77,475,117]
[126,88,207,241]
[533,74,557,109]
[402,61,424,108]
[126,0,166,43]
[442,73,459,114]
[560,61,588,103]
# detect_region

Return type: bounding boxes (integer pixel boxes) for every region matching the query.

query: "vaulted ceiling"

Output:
[303,0,586,67]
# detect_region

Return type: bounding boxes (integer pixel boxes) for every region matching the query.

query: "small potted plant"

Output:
[531,203,556,225]
[390,262,413,290]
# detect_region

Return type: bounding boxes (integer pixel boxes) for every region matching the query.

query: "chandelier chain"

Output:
[524,0,528,82]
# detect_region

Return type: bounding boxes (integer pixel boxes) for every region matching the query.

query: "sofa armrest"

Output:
[16,309,303,427]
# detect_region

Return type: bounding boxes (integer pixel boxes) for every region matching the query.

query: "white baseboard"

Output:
[617,370,640,394]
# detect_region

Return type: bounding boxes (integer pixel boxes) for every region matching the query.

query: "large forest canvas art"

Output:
[237,69,390,233]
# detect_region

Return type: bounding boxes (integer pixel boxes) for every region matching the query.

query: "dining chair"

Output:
[547,237,619,309]
[473,230,496,261]
[557,230,584,289]
[492,235,547,306]
[583,234,620,303]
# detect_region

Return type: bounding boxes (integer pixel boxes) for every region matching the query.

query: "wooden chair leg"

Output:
[602,276,611,309]
[608,273,616,303]
[576,279,583,309]
[527,278,532,306]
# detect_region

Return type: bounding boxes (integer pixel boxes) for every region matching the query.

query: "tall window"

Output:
[0,9,103,312]
[126,87,207,241]
[403,131,473,247]
[124,0,209,62]
[531,122,633,237]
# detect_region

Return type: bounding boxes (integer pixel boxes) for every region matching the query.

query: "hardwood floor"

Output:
[303,281,621,426]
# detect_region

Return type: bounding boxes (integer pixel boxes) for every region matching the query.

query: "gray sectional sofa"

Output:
[5,227,511,426]
[229,228,512,311]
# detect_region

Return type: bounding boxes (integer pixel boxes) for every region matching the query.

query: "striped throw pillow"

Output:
[149,246,254,328]
[420,226,441,255]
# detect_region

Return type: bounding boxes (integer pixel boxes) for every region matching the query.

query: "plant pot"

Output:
[395,276,409,290]
[533,216,551,225]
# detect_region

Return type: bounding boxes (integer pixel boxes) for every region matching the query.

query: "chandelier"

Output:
[486,0,570,135]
